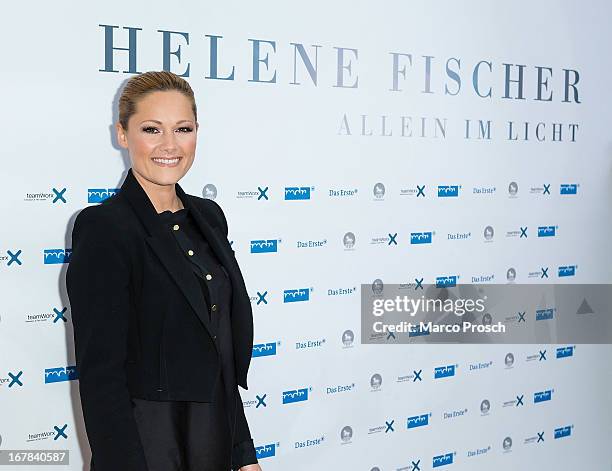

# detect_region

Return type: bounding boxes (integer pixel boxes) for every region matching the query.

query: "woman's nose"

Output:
[160,130,179,149]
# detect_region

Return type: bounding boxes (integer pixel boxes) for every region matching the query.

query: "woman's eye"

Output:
[141,126,192,133]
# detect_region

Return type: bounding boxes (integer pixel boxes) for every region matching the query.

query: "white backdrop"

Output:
[1,1,612,470]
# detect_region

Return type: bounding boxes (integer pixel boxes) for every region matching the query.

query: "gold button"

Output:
[205,273,212,281]
[187,249,194,256]
[211,304,217,312]
[173,224,179,231]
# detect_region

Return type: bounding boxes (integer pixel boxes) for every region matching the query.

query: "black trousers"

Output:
[130,373,233,471]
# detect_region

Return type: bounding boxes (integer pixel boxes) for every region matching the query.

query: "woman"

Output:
[66,71,262,471]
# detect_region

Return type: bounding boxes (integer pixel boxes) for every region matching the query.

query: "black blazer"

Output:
[65,168,254,470]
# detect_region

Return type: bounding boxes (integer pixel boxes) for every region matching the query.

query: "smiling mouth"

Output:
[152,156,182,166]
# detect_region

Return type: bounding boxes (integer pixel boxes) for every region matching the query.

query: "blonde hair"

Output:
[118,71,197,130]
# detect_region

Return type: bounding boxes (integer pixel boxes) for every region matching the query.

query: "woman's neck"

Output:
[132,170,184,213]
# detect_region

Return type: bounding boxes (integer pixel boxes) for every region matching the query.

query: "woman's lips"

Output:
[151,157,181,167]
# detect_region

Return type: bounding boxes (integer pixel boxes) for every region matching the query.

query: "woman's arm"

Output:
[66,208,148,471]
[204,198,261,469]
[231,388,259,470]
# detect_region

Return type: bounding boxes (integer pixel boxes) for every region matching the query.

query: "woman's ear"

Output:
[116,122,128,149]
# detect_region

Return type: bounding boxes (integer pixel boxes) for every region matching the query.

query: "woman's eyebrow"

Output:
[139,119,194,125]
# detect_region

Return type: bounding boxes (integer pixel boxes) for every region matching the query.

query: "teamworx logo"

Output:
[26,187,68,203]
[4,249,23,266]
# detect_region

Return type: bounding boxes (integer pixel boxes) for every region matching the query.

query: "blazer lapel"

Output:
[119,168,224,338]
[183,192,236,275]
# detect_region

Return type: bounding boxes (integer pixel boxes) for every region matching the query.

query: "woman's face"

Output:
[116,90,198,187]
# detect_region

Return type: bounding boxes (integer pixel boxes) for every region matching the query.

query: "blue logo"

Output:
[283,288,310,303]
[252,342,277,357]
[53,424,69,440]
[411,232,433,245]
[438,185,459,197]
[537,226,556,237]
[534,390,552,403]
[436,276,457,288]
[556,346,574,359]
[251,239,278,253]
[8,370,24,387]
[535,308,554,321]
[433,453,454,468]
[554,426,572,439]
[51,188,67,204]
[434,365,456,379]
[45,366,78,383]
[44,249,72,264]
[407,414,430,429]
[560,184,577,195]
[255,443,276,459]
[282,388,309,404]
[88,188,119,203]
[6,249,23,266]
[558,265,576,277]
[285,187,311,200]
[409,326,430,338]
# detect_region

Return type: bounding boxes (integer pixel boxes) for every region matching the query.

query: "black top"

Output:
[130,206,257,470]
[159,207,236,404]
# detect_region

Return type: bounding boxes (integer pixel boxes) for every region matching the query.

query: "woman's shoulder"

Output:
[74,204,113,229]
[74,196,128,229]
[71,197,135,249]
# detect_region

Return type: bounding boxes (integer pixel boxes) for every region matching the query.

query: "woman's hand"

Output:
[239,464,262,471]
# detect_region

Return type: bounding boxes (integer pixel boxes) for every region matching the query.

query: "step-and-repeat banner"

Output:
[2,1,612,470]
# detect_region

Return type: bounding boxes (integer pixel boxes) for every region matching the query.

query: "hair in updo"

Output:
[118,71,197,130]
